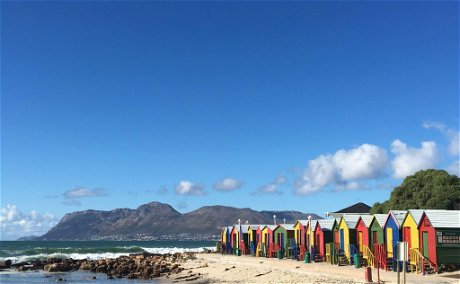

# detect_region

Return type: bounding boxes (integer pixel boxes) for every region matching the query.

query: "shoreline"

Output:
[2,252,459,283]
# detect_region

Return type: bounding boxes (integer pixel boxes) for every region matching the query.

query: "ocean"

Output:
[0,240,216,283]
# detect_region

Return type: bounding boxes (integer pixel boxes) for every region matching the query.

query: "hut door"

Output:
[386,228,393,257]
[422,232,429,258]
[403,227,411,249]
[340,229,344,251]
[372,231,378,245]
[358,232,363,253]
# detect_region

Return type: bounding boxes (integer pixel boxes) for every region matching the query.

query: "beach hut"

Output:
[369,214,387,250]
[337,215,360,264]
[314,219,336,261]
[230,225,239,255]
[401,209,425,272]
[418,210,460,273]
[261,225,278,257]
[273,224,296,258]
[294,220,308,260]
[221,226,233,254]
[256,225,265,256]
[247,225,261,256]
[306,220,318,252]
[355,215,375,267]
[355,215,374,254]
[383,210,407,271]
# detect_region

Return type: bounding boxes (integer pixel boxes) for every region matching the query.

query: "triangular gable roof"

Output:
[372,214,387,228]
[240,224,250,233]
[404,209,425,226]
[316,219,336,231]
[261,225,277,231]
[340,215,361,228]
[357,215,374,228]
[295,220,308,227]
[308,220,318,231]
[248,224,265,231]
[422,210,460,229]
[276,224,295,230]
[384,210,407,228]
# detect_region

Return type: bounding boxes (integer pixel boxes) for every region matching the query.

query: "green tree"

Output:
[370,169,460,213]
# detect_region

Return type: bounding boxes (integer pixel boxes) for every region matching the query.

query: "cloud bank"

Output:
[0,204,58,240]
[63,187,108,206]
[253,175,287,195]
[295,144,388,195]
[391,140,439,179]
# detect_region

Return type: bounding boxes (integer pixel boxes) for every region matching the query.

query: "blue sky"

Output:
[1,1,459,240]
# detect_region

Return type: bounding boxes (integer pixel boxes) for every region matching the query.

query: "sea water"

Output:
[0,240,215,283]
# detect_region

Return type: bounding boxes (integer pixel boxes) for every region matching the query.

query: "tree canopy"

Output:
[370,169,460,214]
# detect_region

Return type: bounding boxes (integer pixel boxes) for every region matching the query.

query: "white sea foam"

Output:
[2,247,216,264]
[140,246,215,254]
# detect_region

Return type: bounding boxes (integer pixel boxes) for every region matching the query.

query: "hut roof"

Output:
[341,215,361,228]
[262,225,277,231]
[423,210,460,228]
[295,220,308,226]
[407,209,425,226]
[309,220,318,230]
[317,219,336,231]
[373,214,387,228]
[359,215,374,227]
[385,210,407,228]
[240,225,250,233]
[277,224,295,230]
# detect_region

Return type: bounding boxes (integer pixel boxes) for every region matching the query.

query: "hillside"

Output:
[38,202,322,240]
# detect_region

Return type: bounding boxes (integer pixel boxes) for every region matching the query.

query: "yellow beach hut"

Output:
[401,209,425,272]
[337,215,361,263]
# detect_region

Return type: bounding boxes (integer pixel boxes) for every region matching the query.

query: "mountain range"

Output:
[37,201,322,240]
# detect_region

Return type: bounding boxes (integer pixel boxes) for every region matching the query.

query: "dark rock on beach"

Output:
[9,252,194,281]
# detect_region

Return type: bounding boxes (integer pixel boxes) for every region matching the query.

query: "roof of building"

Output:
[385,210,407,228]
[276,224,295,230]
[358,215,374,227]
[295,220,308,226]
[423,210,460,228]
[335,202,371,214]
[309,220,318,231]
[340,214,361,228]
[406,209,425,226]
[317,219,336,231]
[373,214,387,228]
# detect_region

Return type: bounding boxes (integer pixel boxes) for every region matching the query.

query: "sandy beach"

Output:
[172,253,460,284]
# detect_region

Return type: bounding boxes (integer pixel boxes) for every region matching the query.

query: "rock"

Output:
[0,260,12,269]
[44,263,70,272]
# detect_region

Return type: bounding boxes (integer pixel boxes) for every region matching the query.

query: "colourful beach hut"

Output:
[383,210,407,270]
[230,225,239,254]
[418,210,460,273]
[256,225,265,256]
[294,220,308,247]
[355,215,374,254]
[337,215,360,263]
[314,219,336,261]
[401,209,425,272]
[261,225,277,257]
[221,226,233,254]
[306,220,318,252]
[369,214,387,250]
[273,224,296,258]
[247,224,261,256]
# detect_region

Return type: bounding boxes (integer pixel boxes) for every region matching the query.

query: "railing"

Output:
[326,243,338,264]
[410,248,437,274]
[409,248,423,273]
[362,245,375,267]
[374,243,387,270]
[287,238,298,259]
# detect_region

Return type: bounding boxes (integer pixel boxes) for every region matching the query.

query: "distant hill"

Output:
[16,235,39,241]
[37,202,322,241]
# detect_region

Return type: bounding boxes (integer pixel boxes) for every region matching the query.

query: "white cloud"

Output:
[391,139,439,179]
[295,144,388,195]
[0,204,58,240]
[174,181,205,196]
[423,122,459,156]
[253,175,287,195]
[63,187,108,206]
[213,178,244,192]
